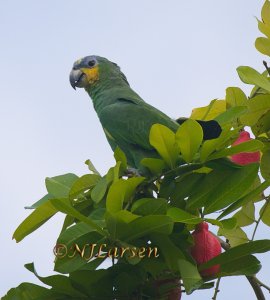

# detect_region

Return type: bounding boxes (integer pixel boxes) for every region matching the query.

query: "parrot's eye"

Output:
[88,60,96,67]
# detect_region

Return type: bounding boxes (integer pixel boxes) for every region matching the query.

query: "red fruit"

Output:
[190,222,221,277]
[155,278,182,300]
[230,131,260,165]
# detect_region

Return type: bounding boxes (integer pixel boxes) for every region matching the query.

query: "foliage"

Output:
[3,1,270,299]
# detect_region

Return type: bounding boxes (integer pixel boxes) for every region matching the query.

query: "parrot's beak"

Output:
[69,69,88,90]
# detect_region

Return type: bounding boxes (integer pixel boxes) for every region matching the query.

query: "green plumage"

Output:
[70,56,221,171]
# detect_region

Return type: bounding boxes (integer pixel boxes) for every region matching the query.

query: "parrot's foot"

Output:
[125,167,142,177]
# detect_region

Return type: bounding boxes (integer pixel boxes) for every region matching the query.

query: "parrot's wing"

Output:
[99,98,178,151]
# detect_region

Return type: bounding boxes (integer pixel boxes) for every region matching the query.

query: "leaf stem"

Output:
[251,196,269,241]
[263,60,270,76]
[212,278,221,300]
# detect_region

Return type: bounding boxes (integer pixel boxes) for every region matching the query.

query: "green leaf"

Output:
[255,37,270,56]
[25,263,87,297]
[175,119,203,162]
[218,180,270,219]
[167,207,202,224]
[215,106,247,126]
[218,226,249,247]
[237,66,270,92]
[25,194,52,209]
[201,240,270,270]
[140,158,166,174]
[50,198,106,235]
[114,147,127,170]
[257,19,270,38]
[190,100,226,120]
[91,177,108,203]
[233,201,255,227]
[106,177,144,213]
[262,0,270,24]
[260,201,270,226]
[2,283,59,300]
[187,163,259,214]
[120,215,174,241]
[85,159,100,175]
[207,139,264,161]
[151,234,202,294]
[131,198,168,215]
[13,201,58,242]
[261,150,270,180]
[45,173,78,198]
[55,223,104,273]
[218,255,261,276]
[225,87,247,108]
[149,124,179,168]
[200,126,237,162]
[69,174,100,199]
[240,94,270,126]
[252,109,270,136]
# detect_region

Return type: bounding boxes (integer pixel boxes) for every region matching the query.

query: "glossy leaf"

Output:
[218,180,270,220]
[45,173,78,198]
[190,100,226,120]
[91,177,108,203]
[114,147,127,170]
[149,124,179,168]
[237,66,270,92]
[217,255,261,276]
[69,174,100,199]
[151,234,202,294]
[201,240,270,269]
[187,163,259,214]
[261,150,270,180]
[207,140,264,161]
[175,119,203,162]
[50,198,106,235]
[167,207,202,224]
[262,0,270,24]
[233,201,255,227]
[252,110,270,137]
[2,283,59,300]
[25,263,86,297]
[255,37,270,56]
[260,201,270,226]
[106,177,144,213]
[140,158,166,174]
[218,226,249,247]
[120,215,174,241]
[131,198,168,215]
[225,87,247,108]
[240,94,270,126]
[258,19,270,38]
[13,201,58,242]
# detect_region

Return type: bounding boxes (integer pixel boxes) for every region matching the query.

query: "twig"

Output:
[251,196,269,241]
[211,233,266,300]
[263,61,270,76]
[212,278,221,300]
[255,277,270,293]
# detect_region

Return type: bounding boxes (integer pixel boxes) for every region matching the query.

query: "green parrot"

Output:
[69,56,221,172]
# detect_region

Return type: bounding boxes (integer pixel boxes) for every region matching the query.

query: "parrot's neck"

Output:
[86,77,142,114]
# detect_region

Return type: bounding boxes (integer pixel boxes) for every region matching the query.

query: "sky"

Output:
[0,0,269,299]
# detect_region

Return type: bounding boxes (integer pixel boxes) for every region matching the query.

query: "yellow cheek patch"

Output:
[81,66,99,84]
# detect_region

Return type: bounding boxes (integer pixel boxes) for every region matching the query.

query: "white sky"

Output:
[1,0,269,299]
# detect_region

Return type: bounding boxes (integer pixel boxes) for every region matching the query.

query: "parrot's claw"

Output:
[125,167,142,177]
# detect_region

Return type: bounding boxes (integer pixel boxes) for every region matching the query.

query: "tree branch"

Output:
[212,233,266,300]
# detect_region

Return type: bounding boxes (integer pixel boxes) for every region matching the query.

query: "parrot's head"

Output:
[69,55,128,90]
